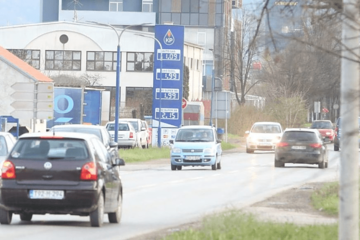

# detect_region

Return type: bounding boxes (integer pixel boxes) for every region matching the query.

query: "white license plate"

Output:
[185,156,201,161]
[291,146,306,150]
[29,190,64,200]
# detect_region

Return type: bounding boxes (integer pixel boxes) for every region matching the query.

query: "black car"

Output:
[274,128,328,168]
[51,124,120,159]
[0,132,125,227]
[333,117,360,151]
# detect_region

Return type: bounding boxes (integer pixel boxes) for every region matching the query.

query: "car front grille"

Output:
[182,149,203,153]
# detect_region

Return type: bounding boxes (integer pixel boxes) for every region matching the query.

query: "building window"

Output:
[126,52,153,72]
[8,49,40,69]
[110,0,123,11]
[126,87,153,115]
[142,0,153,12]
[86,51,117,71]
[45,50,81,71]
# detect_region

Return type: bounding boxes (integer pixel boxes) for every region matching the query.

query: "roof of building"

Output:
[0,46,52,82]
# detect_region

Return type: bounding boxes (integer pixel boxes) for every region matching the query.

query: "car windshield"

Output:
[311,121,332,129]
[106,123,130,131]
[251,125,281,133]
[175,129,214,142]
[282,132,317,142]
[10,139,89,160]
[53,127,103,142]
[0,136,8,156]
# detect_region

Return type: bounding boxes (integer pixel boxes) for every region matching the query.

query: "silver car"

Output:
[105,121,137,149]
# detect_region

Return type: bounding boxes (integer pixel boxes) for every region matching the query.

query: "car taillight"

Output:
[310,143,322,148]
[80,162,97,181]
[129,132,134,138]
[335,127,338,136]
[1,160,16,179]
[276,142,289,147]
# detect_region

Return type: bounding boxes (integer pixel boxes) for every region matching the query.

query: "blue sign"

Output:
[83,89,101,125]
[152,25,184,128]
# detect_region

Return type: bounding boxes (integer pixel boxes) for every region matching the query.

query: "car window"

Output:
[10,139,88,160]
[175,129,214,142]
[281,132,318,142]
[106,123,130,131]
[91,138,110,164]
[251,124,281,133]
[54,127,103,142]
[311,121,332,129]
[0,136,8,156]
[129,121,139,131]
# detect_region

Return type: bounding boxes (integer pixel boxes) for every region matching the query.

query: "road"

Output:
[1,146,342,240]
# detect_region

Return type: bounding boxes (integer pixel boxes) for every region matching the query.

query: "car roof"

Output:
[284,128,319,133]
[180,125,214,130]
[52,124,104,130]
[253,122,281,125]
[312,120,332,123]
[0,132,13,136]
[106,121,131,125]
[18,131,96,140]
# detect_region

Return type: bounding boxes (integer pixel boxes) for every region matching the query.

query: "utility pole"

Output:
[339,0,359,239]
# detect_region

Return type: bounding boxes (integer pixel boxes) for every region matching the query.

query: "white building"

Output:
[0,22,203,121]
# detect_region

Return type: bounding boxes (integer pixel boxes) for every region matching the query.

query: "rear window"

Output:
[10,139,89,160]
[310,121,332,129]
[53,127,103,142]
[251,124,281,133]
[106,123,129,131]
[281,131,318,142]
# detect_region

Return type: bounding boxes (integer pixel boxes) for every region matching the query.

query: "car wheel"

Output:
[211,157,217,170]
[90,193,104,227]
[20,213,33,221]
[274,159,284,168]
[0,208,12,225]
[217,161,221,169]
[108,194,122,224]
[318,161,325,169]
[334,144,339,151]
[171,164,176,171]
[177,166,182,170]
[246,147,254,154]
[325,162,328,168]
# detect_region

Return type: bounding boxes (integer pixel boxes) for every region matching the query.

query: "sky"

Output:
[0,0,41,27]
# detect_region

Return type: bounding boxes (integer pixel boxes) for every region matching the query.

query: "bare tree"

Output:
[50,73,103,87]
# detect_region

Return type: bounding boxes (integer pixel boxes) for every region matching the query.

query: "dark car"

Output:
[0,132,125,227]
[333,117,360,151]
[310,120,335,143]
[274,128,328,169]
[51,124,119,159]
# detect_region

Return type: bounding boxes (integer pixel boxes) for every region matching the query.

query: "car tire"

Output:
[171,164,176,171]
[177,166,182,170]
[0,208,12,225]
[20,213,33,221]
[334,144,339,151]
[90,193,104,227]
[217,161,221,169]
[274,159,284,168]
[246,147,254,154]
[108,194,122,224]
[318,161,325,169]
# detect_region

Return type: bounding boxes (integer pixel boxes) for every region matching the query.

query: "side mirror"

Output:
[109,141,118,148]
[217,139,222,144]
[113,158,125,167]
[141,127,146,131]
[245,131,250,136]
[169,140,174,144]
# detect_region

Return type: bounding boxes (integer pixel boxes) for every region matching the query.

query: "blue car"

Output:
[170,125,222,171]
[333,117,360,151]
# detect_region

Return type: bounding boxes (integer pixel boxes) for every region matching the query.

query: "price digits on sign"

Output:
[155,111,178,120]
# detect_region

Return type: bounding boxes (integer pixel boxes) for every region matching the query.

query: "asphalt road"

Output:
[1,145,342,240]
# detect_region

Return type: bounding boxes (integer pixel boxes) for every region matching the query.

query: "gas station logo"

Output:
[164,29,175,45]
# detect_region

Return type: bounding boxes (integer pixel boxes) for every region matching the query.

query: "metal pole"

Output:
[209,49,215,126]
[339,0,359,239]
[158,47,163,148]
[225,91,228,143]
[114,44,121,143]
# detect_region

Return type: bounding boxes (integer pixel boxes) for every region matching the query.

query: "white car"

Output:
[0,132,16,165]
[105,121,137,149]
[117,118,148,148]
[245,122,283,153]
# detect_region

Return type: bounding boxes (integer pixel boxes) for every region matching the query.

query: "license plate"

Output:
[185,156,201,161]
[29,190,64,200]
[291,146,306,150]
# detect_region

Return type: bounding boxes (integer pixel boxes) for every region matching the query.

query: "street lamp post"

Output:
[136,34,163,148]
[209,48,215,127]
[88,22,150,143]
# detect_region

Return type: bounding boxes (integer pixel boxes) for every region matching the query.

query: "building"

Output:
[0,21,203,122]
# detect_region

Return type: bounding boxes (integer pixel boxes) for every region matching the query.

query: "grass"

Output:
[164,210,338,240]
[311,182,339,216]
[221,141,237,150]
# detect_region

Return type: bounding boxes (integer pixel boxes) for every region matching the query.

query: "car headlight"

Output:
[272,136,281,143]
[204,148,215,154]
[172,147,181,154]
[248,137,258,144]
